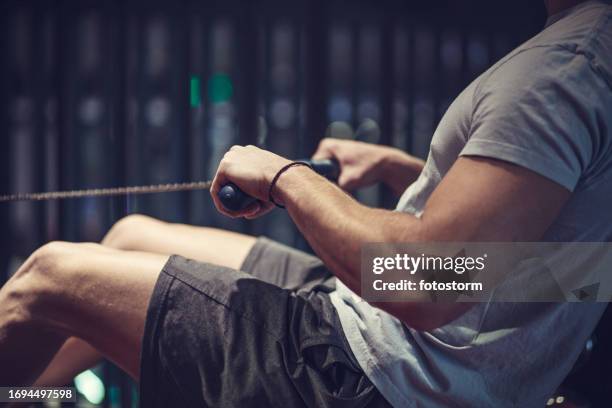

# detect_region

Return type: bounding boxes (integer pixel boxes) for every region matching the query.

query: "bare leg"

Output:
[0,242,168,385]
[35,215,257,385]
[101,214,257,270]
[33,338,100,385]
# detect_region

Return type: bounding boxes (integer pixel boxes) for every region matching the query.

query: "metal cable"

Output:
[0,181,213,202]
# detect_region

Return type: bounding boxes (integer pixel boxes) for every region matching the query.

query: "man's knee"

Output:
[102,214,160,249]
[1,241,75,328]
[7,242,104,302]
[12,241,67,282]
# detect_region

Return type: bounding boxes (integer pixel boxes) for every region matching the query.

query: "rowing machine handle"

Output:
[218,158,340,212]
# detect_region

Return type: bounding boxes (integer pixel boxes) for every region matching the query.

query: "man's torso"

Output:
[331,2,612,407]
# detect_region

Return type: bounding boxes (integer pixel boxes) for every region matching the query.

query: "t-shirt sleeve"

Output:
[460,46,596,192]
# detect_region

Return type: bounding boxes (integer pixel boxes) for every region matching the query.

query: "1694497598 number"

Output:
[0,387,77,403]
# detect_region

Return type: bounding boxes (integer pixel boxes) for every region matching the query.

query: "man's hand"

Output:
[312,138,386,191]
[211,145,291,219]
[312,138,424,196]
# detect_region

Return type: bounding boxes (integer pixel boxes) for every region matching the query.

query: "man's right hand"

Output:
[312,138,425,196]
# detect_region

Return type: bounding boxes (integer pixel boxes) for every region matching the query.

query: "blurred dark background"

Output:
[1,0,609,407]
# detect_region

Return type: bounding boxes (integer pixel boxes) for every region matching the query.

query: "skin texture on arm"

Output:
[211,147,570,330]
[281,157,570,329]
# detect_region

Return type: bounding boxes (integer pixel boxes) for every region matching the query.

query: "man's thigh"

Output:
[104,214,256,270]
[108,215,333,291]
[31,243,169,379]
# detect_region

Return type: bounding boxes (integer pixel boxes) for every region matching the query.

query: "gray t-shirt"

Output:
[330,2,612,407]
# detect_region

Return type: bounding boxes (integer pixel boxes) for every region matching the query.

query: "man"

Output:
[1,0,611,406]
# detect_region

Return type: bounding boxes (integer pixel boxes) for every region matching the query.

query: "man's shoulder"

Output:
[476,2,611,93]
[540,2,611,45]
[473,45,581,104]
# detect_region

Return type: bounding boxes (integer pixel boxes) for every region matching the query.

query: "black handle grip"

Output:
[218,159,340,212]
[218,183,258,212]
[310,158,340,181]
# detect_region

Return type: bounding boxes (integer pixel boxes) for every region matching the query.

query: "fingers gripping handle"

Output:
[218,159,340,212]
[218,183,258,212]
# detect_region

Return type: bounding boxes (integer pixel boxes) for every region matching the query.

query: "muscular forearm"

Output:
[377,147,425,196]
[274,166,454,329]
[276,166,392,292]
[275,167,471,330]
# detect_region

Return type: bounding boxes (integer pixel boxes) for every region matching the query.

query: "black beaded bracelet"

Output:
[268,161,312,209]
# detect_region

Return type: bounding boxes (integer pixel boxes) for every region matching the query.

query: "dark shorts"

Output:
[139,237,391,408]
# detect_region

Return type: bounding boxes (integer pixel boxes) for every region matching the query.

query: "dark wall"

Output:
[0,1,547,404]
[0,0,546,257]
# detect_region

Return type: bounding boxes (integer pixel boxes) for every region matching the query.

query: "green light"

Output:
[190,76,201,107]
[74,369,105,405]
[208,73,233,103]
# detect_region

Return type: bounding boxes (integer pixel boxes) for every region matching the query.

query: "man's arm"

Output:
[210,147,570,330]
